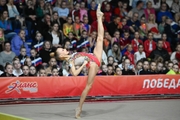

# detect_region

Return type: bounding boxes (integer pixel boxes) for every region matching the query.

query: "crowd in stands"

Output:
[0,0,180,77]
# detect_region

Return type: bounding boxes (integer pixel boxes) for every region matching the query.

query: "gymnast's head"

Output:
[50,47,69,60]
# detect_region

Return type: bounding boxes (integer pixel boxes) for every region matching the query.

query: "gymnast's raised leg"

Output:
[75,4,104,119]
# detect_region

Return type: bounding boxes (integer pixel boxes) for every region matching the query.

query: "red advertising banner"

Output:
[0,75,180,99]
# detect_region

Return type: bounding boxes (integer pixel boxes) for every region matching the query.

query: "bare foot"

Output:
[96,4,103,18]
[75,108,81,119]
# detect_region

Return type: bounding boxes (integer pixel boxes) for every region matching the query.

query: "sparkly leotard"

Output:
[68,52,101,68]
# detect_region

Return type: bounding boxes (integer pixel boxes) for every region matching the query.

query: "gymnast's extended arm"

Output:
[69,60,88,76]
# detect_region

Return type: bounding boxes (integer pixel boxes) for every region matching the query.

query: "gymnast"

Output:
[50,4,104,119]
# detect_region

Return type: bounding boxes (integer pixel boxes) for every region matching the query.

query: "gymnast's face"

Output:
[57,48,69,57]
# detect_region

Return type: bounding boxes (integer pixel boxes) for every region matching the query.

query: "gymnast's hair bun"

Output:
[50,52,55,57]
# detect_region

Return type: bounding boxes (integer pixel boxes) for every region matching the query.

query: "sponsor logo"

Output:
[5,80,38,94]
[143,78,180,89]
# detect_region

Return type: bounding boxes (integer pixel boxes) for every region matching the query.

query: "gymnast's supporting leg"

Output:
[75,63,98,119]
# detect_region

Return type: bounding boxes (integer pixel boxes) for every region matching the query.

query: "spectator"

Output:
[51,65,62,76]
[88,31,97,53]
[12,59,23,77]
[37,13,52,38]
[124,44,134,65]
[36,0,45,19]
[112,62,118,70]
[147,14,161,39]
[80,1,88,22]
[31,31,44,53]
[63,16,73,37]
[127,12,141,37]
[144,1,156,21]
[29,65,37,76]
[149,40,170,61]
[62,61,70,76]
[144,32,156,58]
[71,3,80,22]
[0,41,16,66]
[99,64,108,75]
[0,0,8,13]
[107,56,114,65]
[103,31,112,53]
[0,28,4,52]
[119,31,131,53]
[20,65,30,76]
[111,30,120,46]
[107,42,121,62]
[128,1,145,20]
[30,48,42,68]
[38,68,47,77]
[25,0,37,39]
[156,61,168,74]
[134,44,146,64]
[158,15,167,34]
[164,18,175,46]
[76,30,89,52]
[160,0,170,11]
[18,47,27,65]
[149,61,157,74]
[118,55,128,69]
[0,65,4,75]
[7,0,19,18]
[171,44,180,61]
[57,1,69,25]
[171,0,180,14]
[107,15,121,37]
[63,32,77,52]
[132,0,146,9]
[135,60,143,75]
[0,10,16,41]
[121,58,135,75]
[157,3,173,23]
[131,31,143,52]
[11,29,30,56]
[114,66,122,75]
[121,18,130,34]
[24,57,32,67]
[161,33,172,54]
[148,0,161,10]
[51,11,61,29]
[166,64,179,74]
[103,3,112,23]
[73,16,82,40]
[53,0,62,12]
[107,64,114,75]
[167,61,174,70]
[139,16,148,39]
[114,1,128,18]
[139,59,150,75]
[45,23,63,48]
[81,16,91,35]
[39,40,52,67]
[88,1,97,24]
[44,2,53,16]
[63,40,75,54]
[0,63,14,77]
[45,57,57,75]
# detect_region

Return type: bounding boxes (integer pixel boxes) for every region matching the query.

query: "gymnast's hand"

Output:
[83,60,88,66]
